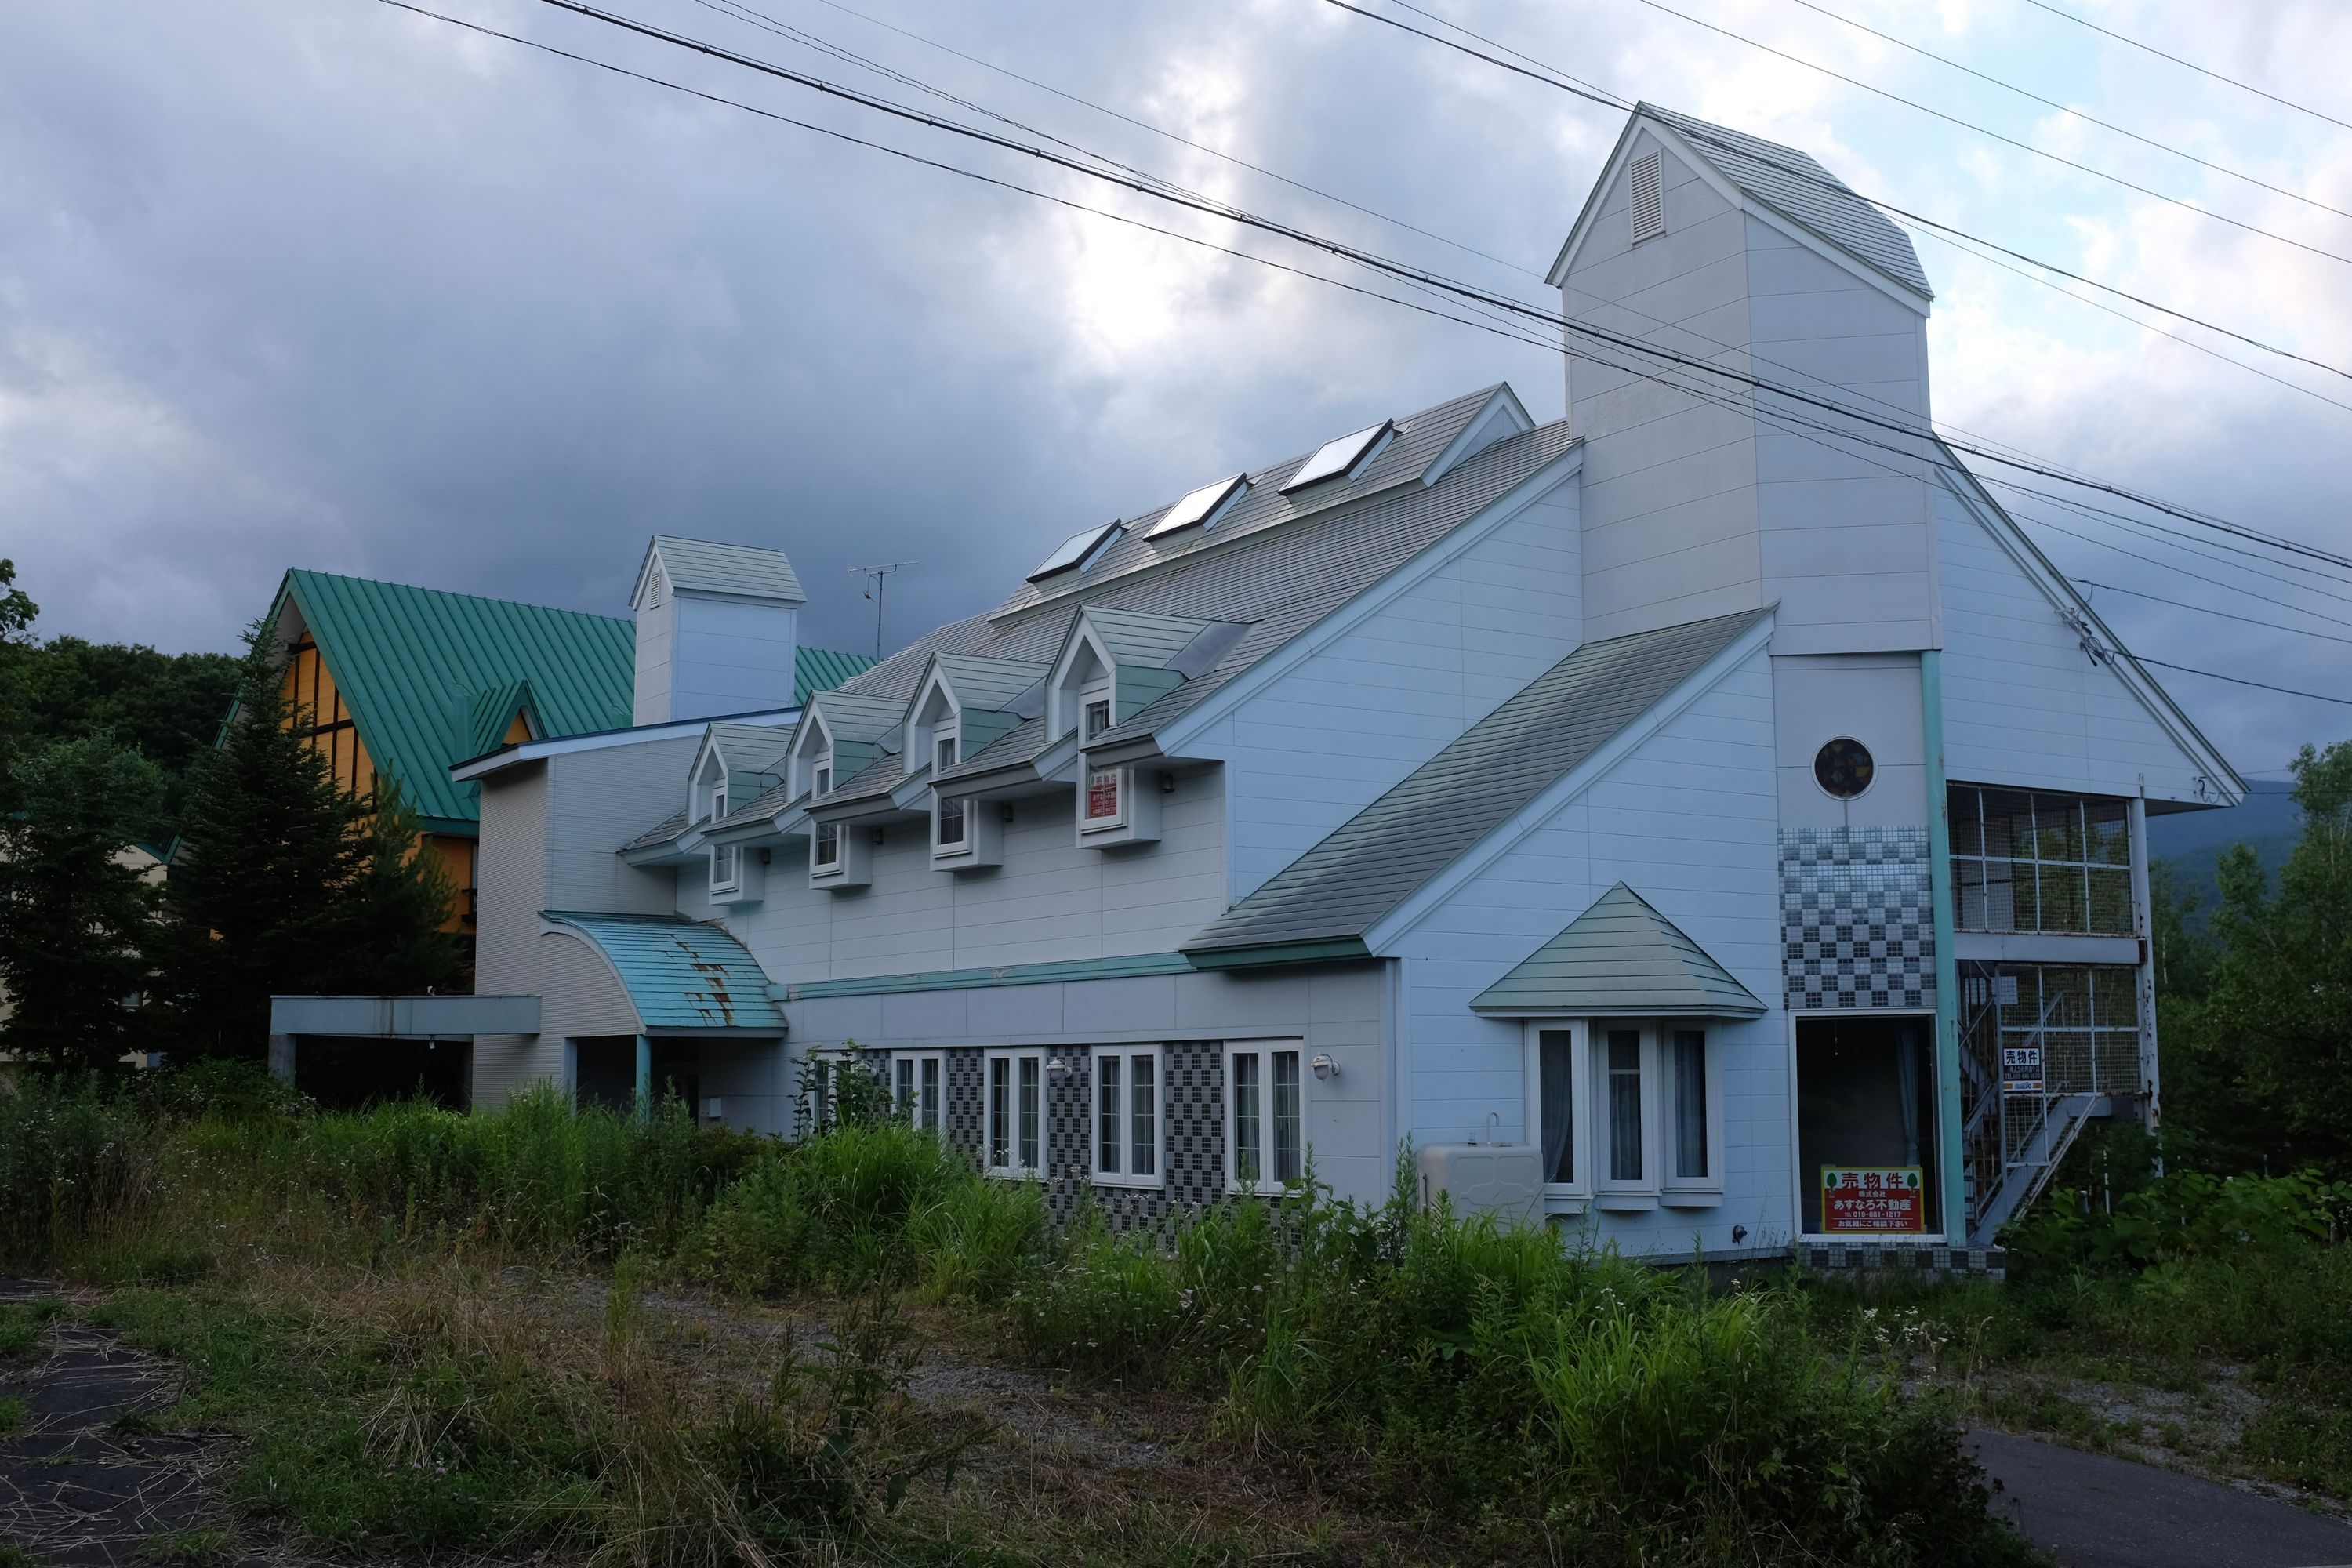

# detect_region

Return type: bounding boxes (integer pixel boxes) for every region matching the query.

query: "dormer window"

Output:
[935,731,958,774]
[1084,696,1111,741]
[813,757,832,797]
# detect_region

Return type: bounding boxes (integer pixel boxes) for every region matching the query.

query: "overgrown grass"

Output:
[2,1068,2042,1566]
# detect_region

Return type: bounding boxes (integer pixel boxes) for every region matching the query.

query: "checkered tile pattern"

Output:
[1780,827,1936,1011]
[1799,1242,2005,1283]
[885,1041,1226,1232]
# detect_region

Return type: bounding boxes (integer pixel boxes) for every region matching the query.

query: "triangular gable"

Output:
[633,535,806,609]
[274,570,636,833]
[1933,452,2243,808]
[1548,106,1931,314]
[1471,883,1766,1018]
[467,681,538,760]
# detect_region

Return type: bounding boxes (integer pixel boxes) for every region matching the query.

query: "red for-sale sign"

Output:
[1820,1166,1926,1234]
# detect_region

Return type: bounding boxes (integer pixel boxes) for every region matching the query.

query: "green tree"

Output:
[0,735,168,1069]
[2174,741,2352,1178]
[155,622,458,1058]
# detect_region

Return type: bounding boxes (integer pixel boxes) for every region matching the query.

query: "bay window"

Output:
[1523,1021,1720,1208]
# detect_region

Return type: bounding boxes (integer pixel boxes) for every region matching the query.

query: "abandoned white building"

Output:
[275,104,2241,1260]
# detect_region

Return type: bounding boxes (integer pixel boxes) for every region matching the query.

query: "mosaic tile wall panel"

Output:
[882,1041,1226,1232]
[1780,826,1935,1011]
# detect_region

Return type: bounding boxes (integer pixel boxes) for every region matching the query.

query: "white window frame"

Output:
[1082,681,1112,742]
[934,793,968,850]
[983,1049,1047,1180]
[1519,1022,1591,1210]
[1081,762,1127,829]
[1223,1040,1305,1193]
[935,729,959,775]
[811,818,841,869]
[893,1051,946,1135]
[708,786,736,892]
[1090,1046,1164,1189]
[811,751,833,800]
[1661,1025,1725,1206]
[1592,1022,1661,1207]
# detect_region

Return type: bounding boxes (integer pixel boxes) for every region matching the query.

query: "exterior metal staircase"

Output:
[1960,978,2109,1243]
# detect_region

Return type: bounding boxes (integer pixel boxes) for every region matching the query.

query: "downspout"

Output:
[1920,652,1966,1241]
[635,1033,653,1121]
[2129,792,2160,1139]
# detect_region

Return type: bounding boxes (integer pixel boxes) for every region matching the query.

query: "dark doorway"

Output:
[1797,1014,1939,1235]
[294,1036,471,1110]
[574,1036,638,1112]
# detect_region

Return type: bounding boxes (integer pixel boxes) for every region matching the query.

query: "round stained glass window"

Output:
[1814,738,1875,799]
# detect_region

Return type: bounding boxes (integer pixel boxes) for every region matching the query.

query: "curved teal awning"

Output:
[543,912,784,1032]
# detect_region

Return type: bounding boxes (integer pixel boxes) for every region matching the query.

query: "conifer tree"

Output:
[157,621,458,1058]
[0,733,166,1070]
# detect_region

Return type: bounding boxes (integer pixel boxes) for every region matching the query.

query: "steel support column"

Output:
[635,1034,653,1120]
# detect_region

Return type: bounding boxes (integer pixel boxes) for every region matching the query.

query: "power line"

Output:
[2013,506,2352,622]
[1323,0,2352,383]
[2117,654,2352,708]
[1638,0,2352,268]
[2022,0,2352,137]
[2074,578,2352,646]
[1786,0,2352,224]
[388,0,2352,591]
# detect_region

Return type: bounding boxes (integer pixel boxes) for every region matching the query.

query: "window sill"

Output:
[1660,1189,1724,1210]
[983,1167,1044,1182]
[1225,1181,1306,1199]
[1592,1192,1659,1213]
[1087,1172,1166,1192]
[1541,1192,1589,1216]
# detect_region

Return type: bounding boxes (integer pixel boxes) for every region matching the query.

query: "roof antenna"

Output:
[847,562,914,660]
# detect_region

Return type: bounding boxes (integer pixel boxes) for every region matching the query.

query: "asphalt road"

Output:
[1970,1431,2352,1568]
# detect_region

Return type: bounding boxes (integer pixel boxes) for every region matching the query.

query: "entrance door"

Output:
[1796,1015,1938,1236]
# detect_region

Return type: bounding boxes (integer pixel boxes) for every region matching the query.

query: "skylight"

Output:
[1147,473,1249,538]
[1281,419,1394,493]
[1027,521,1121,582]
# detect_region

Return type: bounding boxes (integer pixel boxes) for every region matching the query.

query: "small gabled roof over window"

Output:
[1028,521,1123,583]
[695,721,794,800]
[913,652,1050,773]
[467,680,539,759]
[1282,420,1394,493]
[1469,883,1766,1018]
[1148,474,1249,538]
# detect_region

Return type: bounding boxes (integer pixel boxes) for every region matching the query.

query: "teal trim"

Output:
[1184,938,1372,971]
[776,951,1196,1001]
[1922,652,1966,1240]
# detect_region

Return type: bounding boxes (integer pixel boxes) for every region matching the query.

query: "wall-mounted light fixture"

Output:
[869,826,887,845]
[999,803,1016,822]
[1731,1224,1749,1245]
[1159,771,1175,793]
[1310,1054,1339,1080]
[1047,1056,1071,1076]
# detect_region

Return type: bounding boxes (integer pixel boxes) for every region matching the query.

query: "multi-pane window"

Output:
[709,788,735,887]
[1084,768,1123,823]
[1091,1048,1161,1185]
[812,760,832,796]
[1084,696,1112,739]
[935,732,958,773]
[804,1057,833,1134]
[1671,1029,1708,1183]
[1948,786,2134,935]
[985,1050,1044,1178]
[1227,1044,1303,1189]
[813,820,840,868]
[936,795,968,848]
[1603,1029,1644,1185]
[893,1052,945,1133]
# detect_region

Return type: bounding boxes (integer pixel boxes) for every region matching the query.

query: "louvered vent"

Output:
[1629,151,1664,243]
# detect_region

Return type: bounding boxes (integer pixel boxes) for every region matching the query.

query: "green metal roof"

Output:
[543,912,783,1031]
[278,570,636,833]
[270,569,874,834]
[796,646,875,703]
[1470,883,1767,1018]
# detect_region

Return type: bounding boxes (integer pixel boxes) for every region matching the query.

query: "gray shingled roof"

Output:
[820,387,1574,761]
[1469,882,1766,1018]
[1183,608,1768,956]
[620,807,690,853]
[1642,103,1932,300]
[650,536,807,604]
[706,721,793,789]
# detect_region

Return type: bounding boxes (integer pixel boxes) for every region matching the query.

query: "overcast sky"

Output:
[5,0,2347,780]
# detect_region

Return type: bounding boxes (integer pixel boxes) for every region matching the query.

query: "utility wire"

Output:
[384,0,2352,596]
[728,0,1536,276]
[2075,578,2352,646]
[2117,655,2352,707]
[2022,0,2352,137]
[1637,0,2352,267]
[1787,0,2352,223]
[1324,0,2352,383]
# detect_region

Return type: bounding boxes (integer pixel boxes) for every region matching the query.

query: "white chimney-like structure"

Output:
[630,535,807,725]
